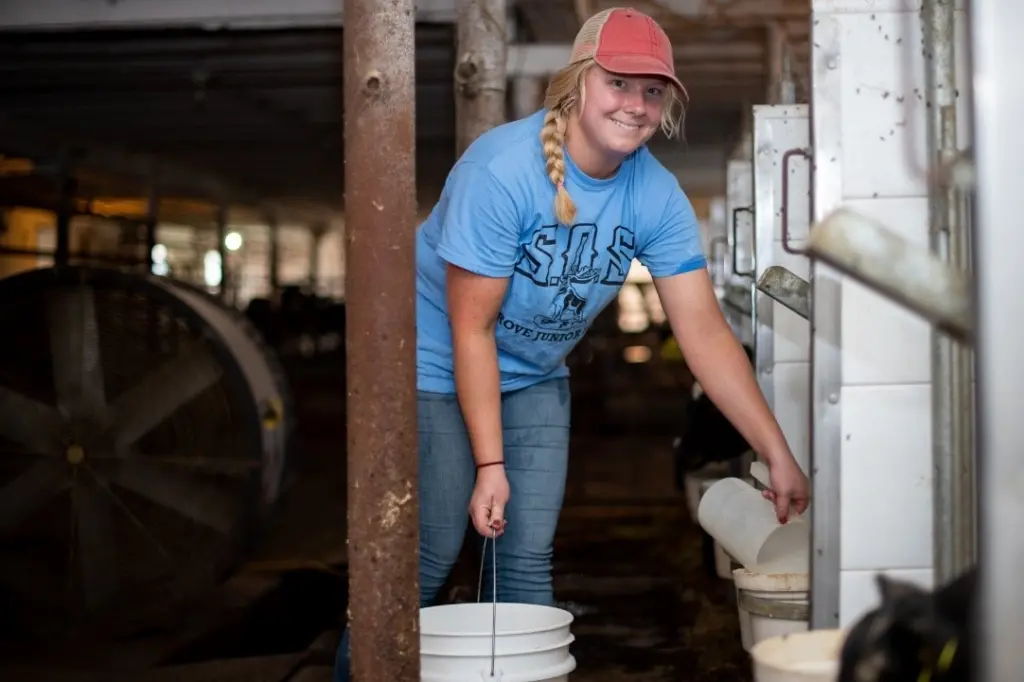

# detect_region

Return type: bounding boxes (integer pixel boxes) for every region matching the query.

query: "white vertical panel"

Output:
[809,1,947,628]
[970,0,1024,677]
[723,159,754,347]
[725,159,754,284]
[832,7,935,628]
[808,11,845,629]
[752,105,812,477]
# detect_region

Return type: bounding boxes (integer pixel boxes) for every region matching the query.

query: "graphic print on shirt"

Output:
[508,222,636,338]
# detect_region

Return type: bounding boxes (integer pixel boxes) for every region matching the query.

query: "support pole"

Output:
[309,223,325,291]
[216,205,228,299]
[267,211,280,294]
[765,21,785,105]
[455,0,508,156]
[343,0,420,680]
[923,0,975,584]
[54,159,75,267]
[144,185,160,272]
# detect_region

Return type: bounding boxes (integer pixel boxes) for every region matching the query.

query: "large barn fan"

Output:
[0,265,294,639]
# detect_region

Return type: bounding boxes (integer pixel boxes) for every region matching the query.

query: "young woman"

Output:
[336,7,809,678]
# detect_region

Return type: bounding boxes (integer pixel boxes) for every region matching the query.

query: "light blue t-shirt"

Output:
[416,108,707,394]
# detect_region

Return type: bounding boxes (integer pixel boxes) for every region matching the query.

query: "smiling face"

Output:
[571,65,668,170]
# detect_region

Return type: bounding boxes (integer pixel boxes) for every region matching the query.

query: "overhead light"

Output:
[204,250,222,287]
[225,231,243,251]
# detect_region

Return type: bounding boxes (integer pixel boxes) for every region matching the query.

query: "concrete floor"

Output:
[258,359,751,682]
[0,354,750,681]
[553,438,749,682]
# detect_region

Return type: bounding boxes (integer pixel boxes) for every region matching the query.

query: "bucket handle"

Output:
[476,528,499,679]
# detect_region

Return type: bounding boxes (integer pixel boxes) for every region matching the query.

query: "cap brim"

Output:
[595,54,688,100]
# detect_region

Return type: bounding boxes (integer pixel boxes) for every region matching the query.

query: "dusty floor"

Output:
[0,354,751,681]
[553,505,748,681]
[262,360,751,682]
[552,432,749,682]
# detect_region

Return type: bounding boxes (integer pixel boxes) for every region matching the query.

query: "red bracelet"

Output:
[476,460,505,469]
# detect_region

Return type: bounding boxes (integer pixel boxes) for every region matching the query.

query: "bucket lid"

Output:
[420,602,574,637]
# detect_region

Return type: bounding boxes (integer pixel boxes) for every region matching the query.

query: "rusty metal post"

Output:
[455,0,508,156]
[343,0,420,680]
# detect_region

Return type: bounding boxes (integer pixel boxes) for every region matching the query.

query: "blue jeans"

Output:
[333,378,571,681]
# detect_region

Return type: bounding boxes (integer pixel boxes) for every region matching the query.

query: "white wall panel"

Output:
[839,197,932,385]
[775,362,812,474]
[808,0,964,626]
[839,568,934,629]
[771,247,811,363]
[839,12,930,199]
[840,384,933,570]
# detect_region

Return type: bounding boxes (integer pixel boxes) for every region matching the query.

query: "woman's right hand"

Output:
[469,465,510,537]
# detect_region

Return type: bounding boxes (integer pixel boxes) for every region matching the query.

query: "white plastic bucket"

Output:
[697,478,810,573]
[749,629,846,682]
[714,540,734,580]
[683,462,732,519]
[420,602,577,682]
[697,478,738,581]
[733,569,810,650]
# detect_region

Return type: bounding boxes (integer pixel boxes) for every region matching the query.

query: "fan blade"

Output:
[73,480,117,610]
[0,459,69,532]
[106,350,223,450]
[108,459,236,534]
[47,286,106,417]
[0,386,61,456]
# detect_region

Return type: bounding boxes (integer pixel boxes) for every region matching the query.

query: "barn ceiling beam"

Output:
[0,114,337,222]
[0,0,463,31]
[506,41,808,76]
[648,0,809,20]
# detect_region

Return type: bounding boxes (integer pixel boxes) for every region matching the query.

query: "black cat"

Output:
[838,567,977,682]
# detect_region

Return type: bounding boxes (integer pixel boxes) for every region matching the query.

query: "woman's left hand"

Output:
[761,455,810,524]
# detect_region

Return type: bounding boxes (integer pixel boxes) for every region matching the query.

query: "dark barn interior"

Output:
[0,1,815,680]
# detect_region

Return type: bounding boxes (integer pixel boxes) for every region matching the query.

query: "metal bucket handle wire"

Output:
[476,528,498,678]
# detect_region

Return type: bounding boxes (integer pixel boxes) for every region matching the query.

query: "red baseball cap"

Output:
[569,7,687,98]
